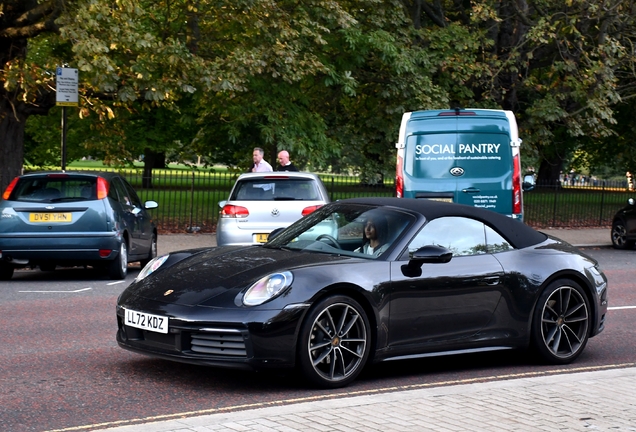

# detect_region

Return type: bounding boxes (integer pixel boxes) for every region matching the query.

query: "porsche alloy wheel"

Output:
[611,221,635,249]
[299,296,370,388]
[532,280,590,364]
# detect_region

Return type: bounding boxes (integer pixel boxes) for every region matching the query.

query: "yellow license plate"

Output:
[255,233,269,243]
[29,213,72,223]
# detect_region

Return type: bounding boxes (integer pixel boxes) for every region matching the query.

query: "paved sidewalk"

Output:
[98,366,636,431]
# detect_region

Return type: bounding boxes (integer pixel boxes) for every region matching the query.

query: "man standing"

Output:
[276,150,299,171]
[251,147,273,172]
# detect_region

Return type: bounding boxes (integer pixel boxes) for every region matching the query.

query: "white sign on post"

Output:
[56,67,78,106]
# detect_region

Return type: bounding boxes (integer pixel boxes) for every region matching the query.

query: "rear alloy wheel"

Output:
[108,242,128,280]
[531,279,590,364]
[298,295,370,388]
[611,221,635,249]
[139,234,157,269]
[0,262,14,281]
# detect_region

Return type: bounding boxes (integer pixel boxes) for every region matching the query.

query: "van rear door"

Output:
[399,110,518,216]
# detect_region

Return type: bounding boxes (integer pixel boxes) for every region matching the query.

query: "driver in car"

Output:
[355,213,389,257]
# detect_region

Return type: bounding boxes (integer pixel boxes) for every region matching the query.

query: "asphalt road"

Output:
[0,247,634,432]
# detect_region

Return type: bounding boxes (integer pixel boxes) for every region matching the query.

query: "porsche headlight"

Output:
[136,255,170,282]
[243,272,293,306]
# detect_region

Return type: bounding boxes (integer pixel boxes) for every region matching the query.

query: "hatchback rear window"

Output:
[231,179,321,201]
[9,176,97,202]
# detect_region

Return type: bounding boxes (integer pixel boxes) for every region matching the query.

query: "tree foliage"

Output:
[3,0,636,192]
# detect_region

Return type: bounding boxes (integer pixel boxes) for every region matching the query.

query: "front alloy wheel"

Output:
[611,221,635,249]
[298,296,370,388]
[532,280,590,364]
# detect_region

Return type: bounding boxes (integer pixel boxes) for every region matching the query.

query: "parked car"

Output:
[0,171,158,280]
[216,172,329,245]
[116,197,607,388]
[611,198,636,249]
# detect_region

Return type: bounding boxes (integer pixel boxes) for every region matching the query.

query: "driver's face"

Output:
[364,221,377,240]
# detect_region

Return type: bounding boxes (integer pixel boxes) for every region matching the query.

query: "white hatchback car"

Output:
[216,172,330,246]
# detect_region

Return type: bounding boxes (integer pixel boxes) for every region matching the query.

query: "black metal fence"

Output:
[17,169,635,232]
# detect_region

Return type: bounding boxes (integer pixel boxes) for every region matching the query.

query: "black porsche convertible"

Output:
[116,198,608,388]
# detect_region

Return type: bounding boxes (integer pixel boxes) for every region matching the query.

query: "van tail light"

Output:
[396,155,404,198]
[97,177,109,199]
[512,153,522,215]
[221,204,249,218]
[301,205,322,216]
[2,177,19,200]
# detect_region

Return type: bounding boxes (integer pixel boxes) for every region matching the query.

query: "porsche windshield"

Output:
[265,203,415,259]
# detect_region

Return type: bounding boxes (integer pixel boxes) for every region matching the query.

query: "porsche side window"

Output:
[485,226,513,253]
[408,217,487,257]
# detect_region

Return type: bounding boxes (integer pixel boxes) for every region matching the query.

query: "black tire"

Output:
[39,263,56,272]
[611,220,635,249]
[298,295,371,388]
[108,241,128,280]
[531,279,590,364]
[0,262,14,281]
[139,234,157,269]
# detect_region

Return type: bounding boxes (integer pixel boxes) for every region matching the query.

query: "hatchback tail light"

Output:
[301,205,323,216]
[97,177,109,199]
[99,249,112,258]
[2,177,19,200]
[221,204,249,218]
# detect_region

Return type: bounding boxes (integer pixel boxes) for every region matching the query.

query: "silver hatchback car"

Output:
[217,172,329,246]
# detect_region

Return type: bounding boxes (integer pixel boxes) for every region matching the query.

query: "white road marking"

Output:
[107,281,127,286]
[19,287,92,293]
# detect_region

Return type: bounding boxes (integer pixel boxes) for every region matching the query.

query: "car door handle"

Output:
[462,187,481,193]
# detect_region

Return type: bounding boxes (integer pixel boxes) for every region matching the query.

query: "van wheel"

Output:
[108,242,128,280]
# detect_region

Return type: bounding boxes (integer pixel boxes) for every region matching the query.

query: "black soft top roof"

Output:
[340,197,547,249]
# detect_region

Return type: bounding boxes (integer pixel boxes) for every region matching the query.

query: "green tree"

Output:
[404,0,636,183]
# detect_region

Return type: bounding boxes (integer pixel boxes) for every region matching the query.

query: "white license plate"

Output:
[124,308,168,334]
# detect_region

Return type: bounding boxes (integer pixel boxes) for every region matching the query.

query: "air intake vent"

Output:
[190,331,247,357]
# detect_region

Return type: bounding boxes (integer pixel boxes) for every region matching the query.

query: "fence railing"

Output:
[24,169,634,232]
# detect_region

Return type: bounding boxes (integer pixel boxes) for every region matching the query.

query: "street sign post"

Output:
[56,67,79,171]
